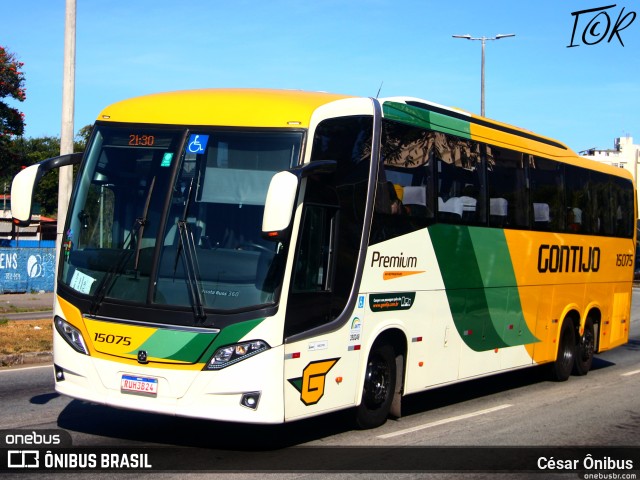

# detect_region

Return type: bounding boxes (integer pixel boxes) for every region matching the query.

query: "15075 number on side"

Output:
[94,332,132,346]
[616,253,634,267]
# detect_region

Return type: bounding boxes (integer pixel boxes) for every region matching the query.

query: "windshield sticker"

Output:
[187,134,209,154]
[160,152,174,167]
[70,269,96,294]
[63,228,73,259]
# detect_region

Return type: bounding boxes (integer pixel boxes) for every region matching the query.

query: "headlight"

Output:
[54,316,89,355]
[204,340,269,370]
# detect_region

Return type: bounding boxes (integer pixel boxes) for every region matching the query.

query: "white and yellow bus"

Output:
[12,89,636,429]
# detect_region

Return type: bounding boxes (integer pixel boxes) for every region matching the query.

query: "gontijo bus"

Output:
[11,89,636,429]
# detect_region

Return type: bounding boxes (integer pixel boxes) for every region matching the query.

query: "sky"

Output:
[2,0,640,154]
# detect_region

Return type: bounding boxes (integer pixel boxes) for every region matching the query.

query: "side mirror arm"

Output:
[11,152,83,226]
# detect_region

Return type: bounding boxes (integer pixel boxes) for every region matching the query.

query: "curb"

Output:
[0,351,52,367]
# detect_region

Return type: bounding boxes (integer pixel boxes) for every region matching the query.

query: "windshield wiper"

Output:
[173,175,207,322]
[89,177,156,315]
[88,218,141,315]
[133,176,155,271]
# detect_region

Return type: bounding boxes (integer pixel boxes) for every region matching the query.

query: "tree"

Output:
[0,45,26,176]
[6,129,91,217]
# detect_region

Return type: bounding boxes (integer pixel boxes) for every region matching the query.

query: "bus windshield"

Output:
[61,124,302,316]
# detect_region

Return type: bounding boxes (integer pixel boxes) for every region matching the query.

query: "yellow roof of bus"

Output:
[97,88,354,129]
[96,88,633,183]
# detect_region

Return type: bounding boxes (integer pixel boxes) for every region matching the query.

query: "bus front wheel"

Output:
[355,343,396,429]
[550,318,576,382]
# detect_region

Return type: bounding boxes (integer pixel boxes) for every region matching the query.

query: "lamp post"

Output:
[452,33,515,117]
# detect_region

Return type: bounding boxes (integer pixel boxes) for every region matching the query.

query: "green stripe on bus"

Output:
[166,334,217,362]
[467,228,539,347]
[429,224,538,351]
[382,102,472,139]
[126,318,264,363]
[199,317,266,361]
[128,329,217,363]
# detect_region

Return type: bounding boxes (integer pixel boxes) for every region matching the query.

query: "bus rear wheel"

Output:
[355,343,396,429]
[573,317,595,376]
[549,318,576,382]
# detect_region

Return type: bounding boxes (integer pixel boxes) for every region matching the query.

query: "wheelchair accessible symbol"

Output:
[187,134,209,154]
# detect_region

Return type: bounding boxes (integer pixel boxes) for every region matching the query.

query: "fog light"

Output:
[240,392,261,410]
[54,364,65,382]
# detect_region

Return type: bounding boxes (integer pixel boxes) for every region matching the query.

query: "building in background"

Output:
[580,136,640,211]
[1,194,57,246]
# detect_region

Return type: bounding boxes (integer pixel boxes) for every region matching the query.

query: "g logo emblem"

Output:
[288,358,339,406]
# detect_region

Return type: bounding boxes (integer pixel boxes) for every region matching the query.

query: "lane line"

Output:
[0,364,52,374]
[377,404,513,439]
[621,369,640,377]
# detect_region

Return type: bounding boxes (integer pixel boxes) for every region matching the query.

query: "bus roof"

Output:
[96,88,632,181]
[381,96,633,180]
[97,88,354,129]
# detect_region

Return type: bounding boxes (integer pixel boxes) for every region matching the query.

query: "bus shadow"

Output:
[56,400,356,450]
[589,356,617,371]
[56,359,619,450]
[400,359,616,418]
[621,338,640,352]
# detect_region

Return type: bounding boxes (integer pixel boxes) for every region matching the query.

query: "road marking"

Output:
[377,404,513,439]
[621,369,640,377]
[0,364,51,374]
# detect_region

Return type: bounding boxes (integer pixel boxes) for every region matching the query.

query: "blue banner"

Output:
[0,248,56,293]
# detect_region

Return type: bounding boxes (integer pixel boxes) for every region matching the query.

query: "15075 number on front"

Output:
[94,332,132,346]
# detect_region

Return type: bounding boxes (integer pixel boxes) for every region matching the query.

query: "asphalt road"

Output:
[1,291,640,479]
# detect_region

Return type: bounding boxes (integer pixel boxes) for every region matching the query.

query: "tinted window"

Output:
[486,145,529,228]
[435,133,485,225]
[286,116,373,336]
[371,120,435,243]
[530,157,564,231]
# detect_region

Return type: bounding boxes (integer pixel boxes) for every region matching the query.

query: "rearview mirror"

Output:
[11,152,83,226]
[262,171,299,240]
[261,160,337,240]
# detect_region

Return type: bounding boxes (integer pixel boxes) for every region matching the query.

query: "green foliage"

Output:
[0,45,26,181]
[2,128,92,217]
[0,45,94,218]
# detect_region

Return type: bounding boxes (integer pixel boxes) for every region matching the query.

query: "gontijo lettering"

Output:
[537,244,600,273]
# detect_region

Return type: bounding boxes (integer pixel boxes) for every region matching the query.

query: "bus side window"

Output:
[530,157,565,232]
[292,205,336,293]
[612,177,635,237]
[370,120,435,243]
[486,146,529,229]
[435,134,485,225]
[565,164,590,234]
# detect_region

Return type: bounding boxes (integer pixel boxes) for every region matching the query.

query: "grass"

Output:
[0,298,51,315]
[0,319,53,355]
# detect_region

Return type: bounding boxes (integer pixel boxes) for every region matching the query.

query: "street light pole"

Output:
[452,33,515,117]
[57,0,76,288]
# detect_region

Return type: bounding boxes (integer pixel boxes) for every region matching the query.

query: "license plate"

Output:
[121,374,158,397]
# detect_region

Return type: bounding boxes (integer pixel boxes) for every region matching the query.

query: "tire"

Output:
[573,317,595,376]
[549,318,576,382]
[355,344,396,429]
